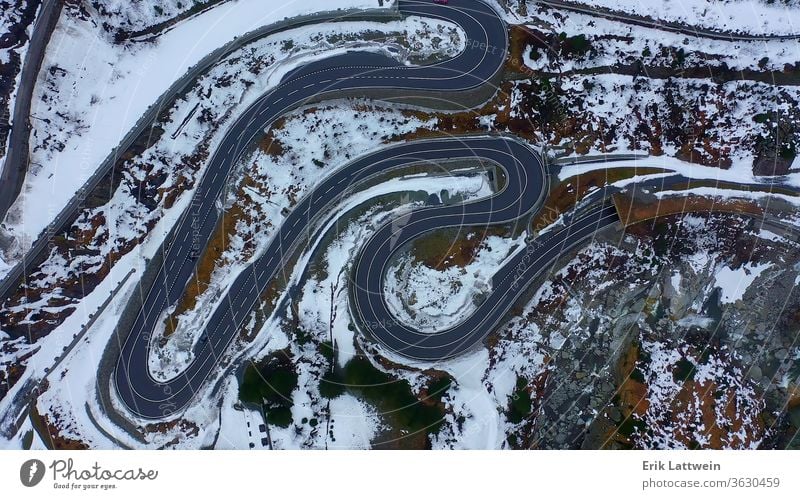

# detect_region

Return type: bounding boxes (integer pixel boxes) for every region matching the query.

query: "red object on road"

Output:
[433,0,448,4]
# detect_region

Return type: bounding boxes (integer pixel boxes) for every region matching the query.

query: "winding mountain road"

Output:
[115,0,517,418]
[114,0,620,419]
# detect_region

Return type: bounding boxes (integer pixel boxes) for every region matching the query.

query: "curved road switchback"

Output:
[352,197,619,360]
[115,0,512,419]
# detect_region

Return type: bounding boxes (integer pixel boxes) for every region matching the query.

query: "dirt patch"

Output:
[394,79,536,143]
[258,117,286,157]
[590,340,649,449]
[411,226,510,271]
[144,418,200,438]
[507,25,540,76]
[613,191,764,228]
[530,167,666,233]
[0,143,208,342]
[29,401,89,450]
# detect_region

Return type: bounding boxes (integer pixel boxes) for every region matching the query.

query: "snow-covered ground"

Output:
[0,5,466,447]
[151,169,493,380]
[638,339,765,449]
[571,0,800,36]
[148,103,443,380]
[0,12,463,339]
[522,7,800,73]
[0,0,415,255]
[90,0,223,33]
[492,0,800,179]
[384,232,524,333]
[505,72,800,176]
[278,203,796,449]
[501,0,800,35]
[91,0,397,39]
[7,165,492,448]
[3,0,799,450]
[285,195,517,449]
[714,261,772,304]
[215,183,493,449]
[0,0,40,169]
[559,153,776,187]
[0,97,467,448]
[492,212,794,448]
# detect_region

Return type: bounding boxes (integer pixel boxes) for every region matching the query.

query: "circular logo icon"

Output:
[20,459,45,487]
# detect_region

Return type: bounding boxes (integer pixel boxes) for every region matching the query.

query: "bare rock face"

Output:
[499,213,800,449]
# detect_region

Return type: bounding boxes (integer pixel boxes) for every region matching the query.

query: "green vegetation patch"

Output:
[239,349,298,428]
[558,33,591,57]
[319,368,346,399]
[673,358,697,383]
[338,356,447,435]
[427,375,452,399]
[507,376,533,424]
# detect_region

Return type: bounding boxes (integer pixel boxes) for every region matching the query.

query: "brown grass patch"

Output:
[507,25,541,76]
[531,166,667,233]
[258,116,286,157]
[788,383,800,410]
[144,418,200,438]
[29,402,89,450]
[163,202,247,337]
[613,191,764,228]
[411,226,510,271]
[666,378,764,449]
[599,341,650,449]
[395,80,531,142]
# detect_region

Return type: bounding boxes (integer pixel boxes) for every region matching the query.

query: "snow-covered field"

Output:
[573,0,800,35]
[494,213,796,449]
[0,115,489,448]
[89,0,229,38]
[0,4,466,447]
[91,0,397,39]
[504,72,800,174]
[491,0,800,179]
[0,12,463,338]
[3,0,799,450]
[147,103,442,380]
[1,0,408,255]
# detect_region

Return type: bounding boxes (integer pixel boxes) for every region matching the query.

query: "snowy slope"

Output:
[501,0,800,35]
[3,0,398,249]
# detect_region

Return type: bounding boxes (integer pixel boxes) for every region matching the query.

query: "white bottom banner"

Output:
[1,451,797,498]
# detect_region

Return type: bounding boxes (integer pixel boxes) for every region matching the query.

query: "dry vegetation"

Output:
[613,191,765,227]
[411,226,511,270]
[530,166,666,233]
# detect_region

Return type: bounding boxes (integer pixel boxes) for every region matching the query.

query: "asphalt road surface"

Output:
[115,0,514,419]
[352,187,619,360]
[0,0,62,222]
[114,0,621,419]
